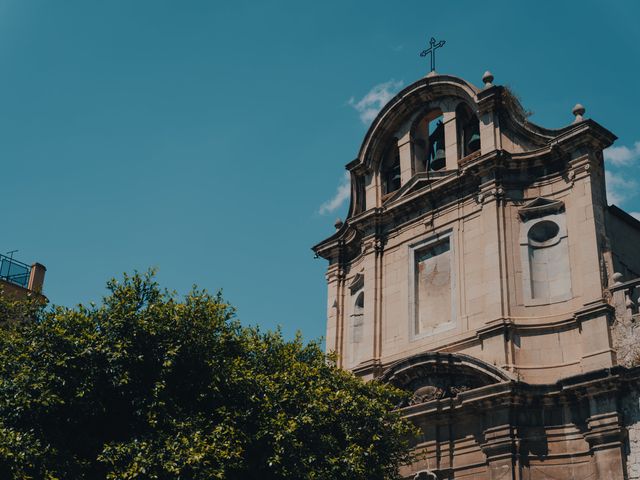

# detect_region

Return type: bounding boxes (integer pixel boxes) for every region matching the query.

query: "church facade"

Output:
[313,71,640,479]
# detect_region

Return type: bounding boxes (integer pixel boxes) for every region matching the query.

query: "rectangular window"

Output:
[413,237,454,336]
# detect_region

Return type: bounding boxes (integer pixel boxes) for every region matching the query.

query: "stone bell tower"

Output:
[313,71,640,479]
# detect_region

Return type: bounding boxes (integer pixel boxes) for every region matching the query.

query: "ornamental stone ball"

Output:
[482,71,494,88]
[572,103,586,123]
[334,218,343,230]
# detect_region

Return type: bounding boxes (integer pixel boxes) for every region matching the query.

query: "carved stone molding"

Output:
[407,382,472,406]
[381,352,512,407]
[518,196,565,221]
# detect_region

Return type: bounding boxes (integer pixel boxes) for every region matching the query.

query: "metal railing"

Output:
[0,254,31,288]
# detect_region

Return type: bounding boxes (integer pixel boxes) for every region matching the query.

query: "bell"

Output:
[467,132,480,153]
[431,147,446,170]
[428,121,446,171]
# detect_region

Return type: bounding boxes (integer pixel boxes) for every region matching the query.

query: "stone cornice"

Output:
[313,131,612,261]
[399,365,639,422]
[574,300,615,324]
[351,358,382,378]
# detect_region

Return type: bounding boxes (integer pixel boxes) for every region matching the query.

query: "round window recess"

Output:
[528,220,560,243]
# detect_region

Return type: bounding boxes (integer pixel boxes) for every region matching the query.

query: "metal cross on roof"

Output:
[420,37,446,73]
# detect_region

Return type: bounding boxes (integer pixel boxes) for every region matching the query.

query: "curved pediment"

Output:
[357,75,480,171]
[312,72,616,262]
[381,352,513,405]
[354,73,580,173]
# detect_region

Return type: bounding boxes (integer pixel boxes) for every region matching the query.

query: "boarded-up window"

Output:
[415,238,452,334]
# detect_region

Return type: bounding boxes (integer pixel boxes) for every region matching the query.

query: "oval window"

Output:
[528,220,559,243]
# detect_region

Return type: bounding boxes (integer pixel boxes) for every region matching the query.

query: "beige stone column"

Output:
[443,110,458,171]
[480,187,506,323]
[480,421,517,479]
[364,172,378,209]
[336,268,346,368]
[477,86,501,155]
[325,264,347,367]
[325,266,340,355]
[359,246,377,373]
[575,302,616,372]
[573,168,606,303]
[584,393,626,479]
[398,130,413,184]
[373,236,384,362]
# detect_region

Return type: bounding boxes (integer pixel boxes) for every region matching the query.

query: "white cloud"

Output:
[630,212,640,221]
[606,170,638,205]
[604,141,640,167]
[348,80,403,124]
[319,171,350,215]
[604,141,640,206]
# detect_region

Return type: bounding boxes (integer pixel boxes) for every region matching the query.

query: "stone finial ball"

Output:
[482,71,494,86]
[611,272,624,285]
[572,104,586,117]
[334,218,343,229]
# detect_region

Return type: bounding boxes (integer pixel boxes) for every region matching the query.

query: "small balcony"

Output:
[0,253,46,294]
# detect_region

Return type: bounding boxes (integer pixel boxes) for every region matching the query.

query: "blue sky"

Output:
[1,0,638,342]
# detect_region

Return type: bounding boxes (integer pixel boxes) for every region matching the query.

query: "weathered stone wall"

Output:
[624,387,640,479]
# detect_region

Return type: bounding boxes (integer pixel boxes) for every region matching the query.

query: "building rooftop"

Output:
[0,252,46,295]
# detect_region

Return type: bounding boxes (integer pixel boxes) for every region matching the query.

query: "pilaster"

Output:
[584,393,626,479]
[479,422,517,480]
[443,110,458,171]
[398,130,414,184]
[476,85,502,155]
[575,301,616,372]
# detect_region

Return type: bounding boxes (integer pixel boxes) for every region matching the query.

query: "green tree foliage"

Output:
[0,272,415,479]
